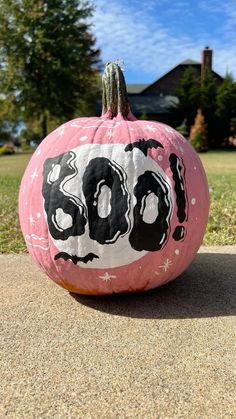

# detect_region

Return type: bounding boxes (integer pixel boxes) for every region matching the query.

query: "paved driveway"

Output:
[0,246,235,418]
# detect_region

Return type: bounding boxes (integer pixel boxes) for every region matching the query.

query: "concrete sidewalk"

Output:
[0,246,235,418]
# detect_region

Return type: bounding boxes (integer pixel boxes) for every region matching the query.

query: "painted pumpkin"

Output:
[19,62,210,295]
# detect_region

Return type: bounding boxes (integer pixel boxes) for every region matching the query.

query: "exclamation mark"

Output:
[169,153,188,241]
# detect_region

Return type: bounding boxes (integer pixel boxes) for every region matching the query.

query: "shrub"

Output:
[139,112,148,120]
[190,109,208,152]
[0,144,15,155]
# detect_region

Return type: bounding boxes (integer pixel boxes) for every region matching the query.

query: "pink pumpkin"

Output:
[19,62,210,295]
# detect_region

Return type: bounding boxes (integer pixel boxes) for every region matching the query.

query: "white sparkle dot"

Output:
[144,124,157,132]
[175,249,180,255]
[194,166,197,170]
[165,127,174,133]
[191,198,196,205]
[36,212,41,218]
[80,136,88,142]
[29,215,35,225]
[158,155,163,161]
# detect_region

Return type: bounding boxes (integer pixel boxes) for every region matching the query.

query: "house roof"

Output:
[140,60,223,95]
[97,52,223,116]
[126,60,201,95]
[128,95,179,114]
[180,59,200,65]
[126,84,149,94]
[96,94,178,116]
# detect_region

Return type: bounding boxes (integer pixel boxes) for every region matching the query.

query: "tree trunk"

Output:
[42,113,47,139]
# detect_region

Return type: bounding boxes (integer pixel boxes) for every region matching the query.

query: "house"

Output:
[126,47,223,123]
[96,48,223,123]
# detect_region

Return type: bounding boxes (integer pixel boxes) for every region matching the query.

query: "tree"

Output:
[0,0,100,138]
[189,109,208,152]
[0,96,19,140]
[200,68,217,147]
[216,73,236,142]
[169,66,200,132]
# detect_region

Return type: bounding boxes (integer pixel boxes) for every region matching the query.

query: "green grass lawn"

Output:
[0,153,33,253]
[199,151,236,245]
[0,150,235,253]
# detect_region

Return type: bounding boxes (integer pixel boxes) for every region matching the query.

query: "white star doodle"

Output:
[28,215,36,225]
[159,259,172,272]
[106,129,114,139]
[99,272,116,282]
[58,128,65,136]
[36,148,41,156]
[165,127,174,134]
[55,125,66,136]
[144,124,157,132]
[30,169,38,182]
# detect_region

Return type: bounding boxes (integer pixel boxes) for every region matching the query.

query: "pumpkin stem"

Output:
[102,61,130,118]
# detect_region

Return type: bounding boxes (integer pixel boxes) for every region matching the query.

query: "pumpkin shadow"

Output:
[70,252,236,319]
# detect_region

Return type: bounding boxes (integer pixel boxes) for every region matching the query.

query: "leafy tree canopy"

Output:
[172,65,236,148]
[200,69,217,116]
[169,66,200,130]
[216,73,236,121]
[0,0,101,137]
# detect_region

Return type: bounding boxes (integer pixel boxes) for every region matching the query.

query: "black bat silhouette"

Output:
[54,252,99,264]
[124,138,164,156]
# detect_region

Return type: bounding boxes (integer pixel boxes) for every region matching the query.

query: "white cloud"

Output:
[212,47,236,76]
[91,0,236,81]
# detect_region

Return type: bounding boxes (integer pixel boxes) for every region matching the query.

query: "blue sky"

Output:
[91,0,236,83]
